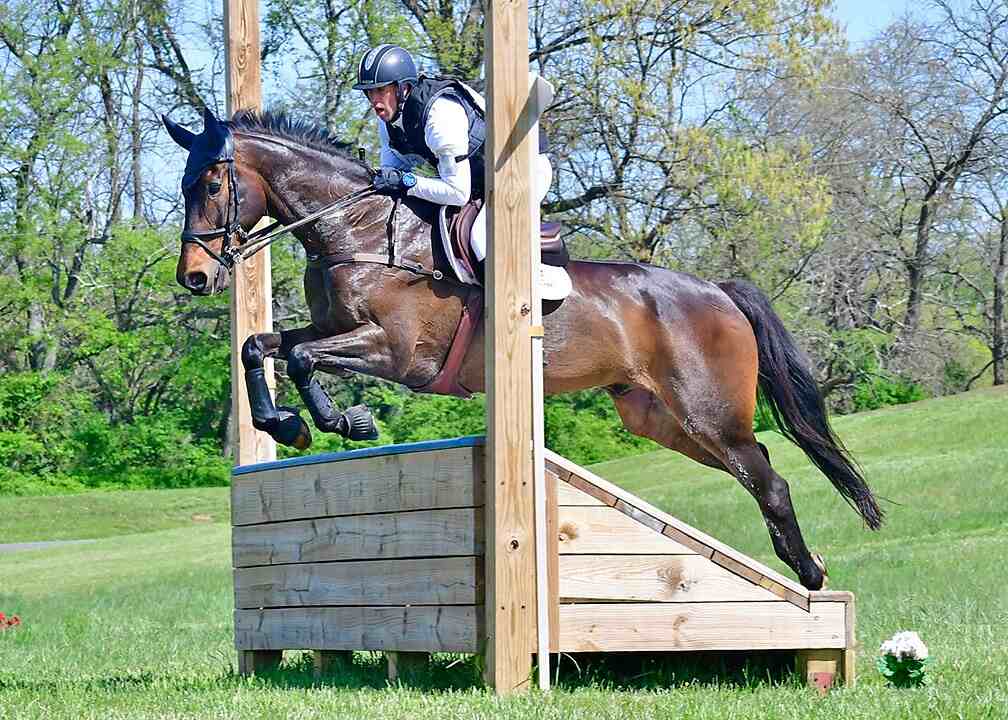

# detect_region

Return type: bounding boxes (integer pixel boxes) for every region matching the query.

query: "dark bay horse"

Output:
[163,108,882,590]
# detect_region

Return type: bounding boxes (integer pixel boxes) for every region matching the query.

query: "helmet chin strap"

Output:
[391,82,412,123]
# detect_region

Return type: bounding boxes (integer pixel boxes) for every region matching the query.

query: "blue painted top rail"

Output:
[232,435,485,476]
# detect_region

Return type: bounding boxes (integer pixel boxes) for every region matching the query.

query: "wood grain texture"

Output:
[556,506,696,555]
[559,555,782,603]
[224,0,274,467]
[231,446,484,525]
[557,601,847,652]
[234,556,480,608]
[232,508,482,567]
[544,449,808,599]
[484,0,536,694]
[234,606,480,653]
[556,480,607,506]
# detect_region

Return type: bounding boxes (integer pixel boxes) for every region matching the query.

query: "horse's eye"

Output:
[207,181,222,196]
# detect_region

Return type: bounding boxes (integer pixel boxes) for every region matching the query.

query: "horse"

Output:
[162,107,883,591]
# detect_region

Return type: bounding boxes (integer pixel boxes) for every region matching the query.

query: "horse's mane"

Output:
[228,108,370,172]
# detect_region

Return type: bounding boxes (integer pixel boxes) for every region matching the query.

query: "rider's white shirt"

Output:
[378,96,472,206]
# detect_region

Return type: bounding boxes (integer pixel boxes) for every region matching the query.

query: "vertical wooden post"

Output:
[484,0,536,695]
[224,0,276,467]
[226,0,276,676]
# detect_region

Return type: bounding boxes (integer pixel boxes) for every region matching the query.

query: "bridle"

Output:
[179,129,452,286]
[180,158,376,272]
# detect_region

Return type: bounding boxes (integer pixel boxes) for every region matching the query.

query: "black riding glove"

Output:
[372,167,415,198]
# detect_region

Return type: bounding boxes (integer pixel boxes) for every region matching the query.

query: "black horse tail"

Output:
[718,279,884,530]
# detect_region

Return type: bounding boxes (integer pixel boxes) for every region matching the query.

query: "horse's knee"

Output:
[287,345,314,386]
[242,332,282,371]
[241,335,267,371]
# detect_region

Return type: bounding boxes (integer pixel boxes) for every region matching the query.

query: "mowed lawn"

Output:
[1,388,1007,719]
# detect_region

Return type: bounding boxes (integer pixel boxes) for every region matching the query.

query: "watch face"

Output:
[403,172,417,188]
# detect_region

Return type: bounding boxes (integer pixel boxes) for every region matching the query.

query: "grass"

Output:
[0,487,230,543]
[1,387,1007,718]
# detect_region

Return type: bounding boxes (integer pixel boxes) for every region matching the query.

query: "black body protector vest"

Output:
[385,76,488,200]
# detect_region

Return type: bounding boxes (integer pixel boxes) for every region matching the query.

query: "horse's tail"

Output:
[718,279,883,530]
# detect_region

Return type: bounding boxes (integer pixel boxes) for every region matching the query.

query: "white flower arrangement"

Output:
[877,630,929,687]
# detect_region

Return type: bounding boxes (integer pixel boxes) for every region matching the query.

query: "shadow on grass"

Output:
[249,649,803,693]
[0,650,803,695]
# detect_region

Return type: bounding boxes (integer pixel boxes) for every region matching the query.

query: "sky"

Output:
[831,0,930,45]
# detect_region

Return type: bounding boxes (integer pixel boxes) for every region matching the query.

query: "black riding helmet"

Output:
[353,45,418,100]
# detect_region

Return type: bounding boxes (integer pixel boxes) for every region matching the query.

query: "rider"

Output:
[353,44,552,276]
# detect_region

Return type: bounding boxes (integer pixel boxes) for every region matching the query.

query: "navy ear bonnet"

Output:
[163,108,235,191]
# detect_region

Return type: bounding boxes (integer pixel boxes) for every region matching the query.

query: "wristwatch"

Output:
[401,172,417,189]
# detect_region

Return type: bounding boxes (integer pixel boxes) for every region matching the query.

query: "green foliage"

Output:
[875,654,929,689]
[0,372,82,494]
[852,375,926,412]
[69,412,229,490]
[544,390,656,464]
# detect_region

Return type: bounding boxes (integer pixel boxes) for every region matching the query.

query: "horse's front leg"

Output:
[241,326,322,449]
[286,323,400,441]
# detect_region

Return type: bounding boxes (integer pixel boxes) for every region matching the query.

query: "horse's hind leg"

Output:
[240,326,320,449]
[610,387,727,471]
[614,383,826,590]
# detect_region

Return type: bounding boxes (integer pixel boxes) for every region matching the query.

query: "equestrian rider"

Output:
[353,44,552,272]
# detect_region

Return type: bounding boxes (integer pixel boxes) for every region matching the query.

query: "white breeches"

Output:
[470,154,553,262]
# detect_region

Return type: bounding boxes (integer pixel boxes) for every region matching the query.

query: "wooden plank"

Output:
[232,508,482,567]
[224,0,275,468]
[557,507,696,555]
[711,550,765,586]
[557,480,606,506]
[235,606,480,653]
[546,471,560,652]
[234,557,480,608]
[231,446,483,525]
[544,449,808,599]
[562,472,617,507]
[557,601,847,652]
[662,525,716,558]
[485,0,537,692]
[559,556,782,603]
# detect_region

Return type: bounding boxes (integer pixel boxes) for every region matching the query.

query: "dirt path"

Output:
[0,539,97,554]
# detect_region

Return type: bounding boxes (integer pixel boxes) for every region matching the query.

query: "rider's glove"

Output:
[373,167,417,198]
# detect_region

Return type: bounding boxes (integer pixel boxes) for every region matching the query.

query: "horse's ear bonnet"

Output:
[163,108,235,190]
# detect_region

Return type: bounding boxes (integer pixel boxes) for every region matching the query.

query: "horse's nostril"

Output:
[185,271,208,292]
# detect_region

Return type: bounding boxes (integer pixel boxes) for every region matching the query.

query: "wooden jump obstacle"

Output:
[231,437,856,689]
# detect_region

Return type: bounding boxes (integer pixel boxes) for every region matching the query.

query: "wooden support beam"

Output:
[484,0,536,695]
[237,649,282,675]
[224,0,275,467]
[386,652,430,683]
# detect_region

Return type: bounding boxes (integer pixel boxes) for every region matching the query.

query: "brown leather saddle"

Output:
[412,199,569,400]
[445,199,569,284]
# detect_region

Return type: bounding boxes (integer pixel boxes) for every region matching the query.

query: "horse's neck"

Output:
[240,137,387,257]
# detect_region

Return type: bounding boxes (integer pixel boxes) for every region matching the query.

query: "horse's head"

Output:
[162,108,268,295]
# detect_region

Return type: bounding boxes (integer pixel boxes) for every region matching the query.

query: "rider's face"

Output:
[365,85,399,122]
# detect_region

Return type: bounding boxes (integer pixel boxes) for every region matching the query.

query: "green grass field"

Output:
[1,388,1007,718]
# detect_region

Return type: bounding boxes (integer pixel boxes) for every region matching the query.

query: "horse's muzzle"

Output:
[180,263,228,295]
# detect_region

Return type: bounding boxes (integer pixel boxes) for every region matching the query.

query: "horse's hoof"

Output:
[342,404,379,441]
[813,553,830,590]
[274,406,313,449]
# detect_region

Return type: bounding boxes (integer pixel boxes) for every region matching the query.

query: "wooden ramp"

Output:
[230,437,855,685]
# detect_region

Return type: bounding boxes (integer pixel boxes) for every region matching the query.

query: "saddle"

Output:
[414,199,571,400]
[442,199,570,285]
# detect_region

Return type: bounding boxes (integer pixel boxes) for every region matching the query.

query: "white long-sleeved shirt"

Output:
[378,95,473,206]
